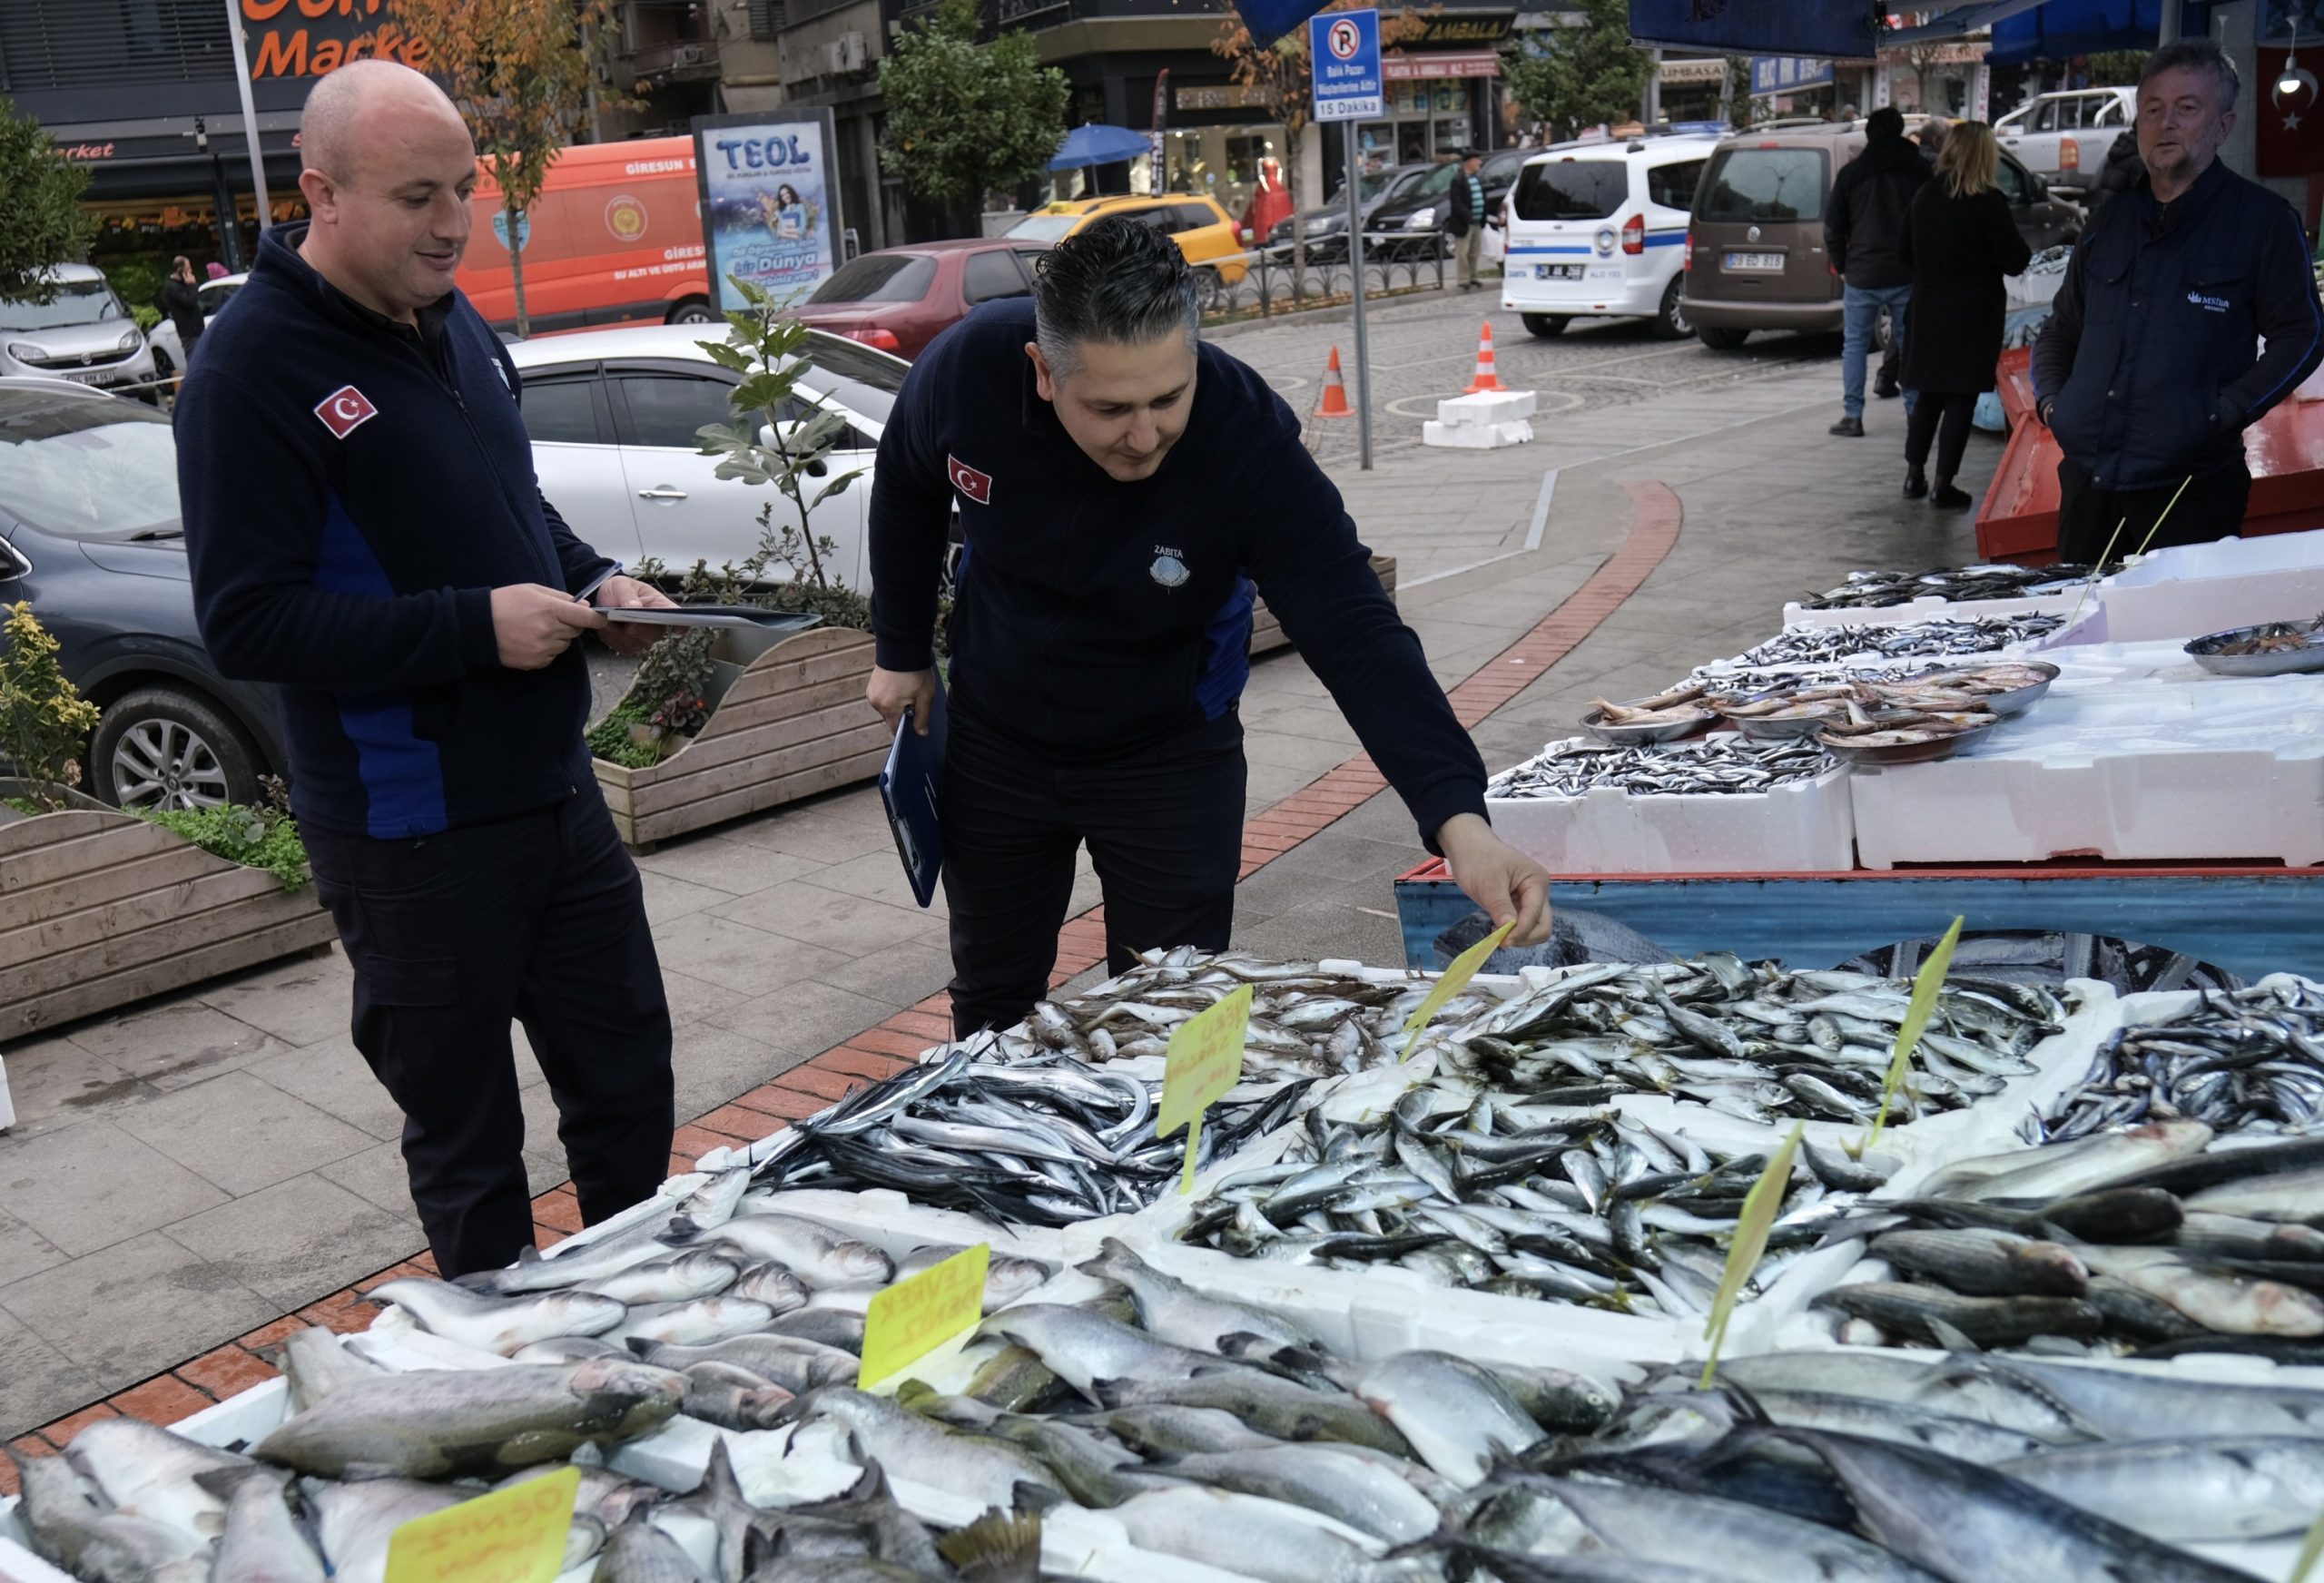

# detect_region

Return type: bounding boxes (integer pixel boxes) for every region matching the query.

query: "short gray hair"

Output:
[2141,37,2240,112]
[1031,215,1199,378]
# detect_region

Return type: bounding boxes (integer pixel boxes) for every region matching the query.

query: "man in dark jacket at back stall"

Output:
[1825,106,1931,436]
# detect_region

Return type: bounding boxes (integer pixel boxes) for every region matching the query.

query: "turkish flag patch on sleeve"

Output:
[313,386,379,438]
[946,453,992,505]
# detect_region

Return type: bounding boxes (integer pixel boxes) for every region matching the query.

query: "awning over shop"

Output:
[1885,0,2211,54]
[1625,0,1884,59]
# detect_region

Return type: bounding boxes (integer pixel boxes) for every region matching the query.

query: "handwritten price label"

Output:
[1159,983,1253,1194]
[859,1243,990,1391]
[384,1465,577,1583]
[1402,919,1512,1041]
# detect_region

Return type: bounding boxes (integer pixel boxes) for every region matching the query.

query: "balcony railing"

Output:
[627,39,722,82]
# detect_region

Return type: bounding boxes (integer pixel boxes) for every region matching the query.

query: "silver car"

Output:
[0,264,160,403]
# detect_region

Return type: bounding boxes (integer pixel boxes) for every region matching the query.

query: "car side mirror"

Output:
[0,538,27,581]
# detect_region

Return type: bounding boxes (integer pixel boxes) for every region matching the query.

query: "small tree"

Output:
[394,0,622,337]
[0,98,91,307]
[1499,0,1654,141]
[879,0,1069,224]
[1211,0,1434,292]
[0,603,101,810]
[2085,50,2150,86]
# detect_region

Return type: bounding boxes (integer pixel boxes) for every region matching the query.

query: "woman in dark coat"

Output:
[1896,122,2032,508]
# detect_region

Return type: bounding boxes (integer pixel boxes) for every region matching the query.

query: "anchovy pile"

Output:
[1431,958,2069,1126]
[1726,614,2065,670]
[747,1044,1306,1225]
[1800,564,2092,610]
[2030,978,2324,1143]
[1177,1092,1878,1319]
[1488,736,1832,799]
[1003,947,1423,1081]
[1817,1126,2324,1360]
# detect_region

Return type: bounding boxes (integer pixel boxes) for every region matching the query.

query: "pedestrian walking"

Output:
[174,60,682,1279]
[1825,106,1930,437]
[159,256,205,374]
[2034,39,2323,562]
[1449,149,1492,291]
[1896,123,2033,510]
[866,218,1551,1037]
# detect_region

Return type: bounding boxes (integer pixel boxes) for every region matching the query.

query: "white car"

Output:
[1501,131,1724,339]
[504,323,904,589]
[0,264,161,402]
[147,270,248,388]
[1994,87,2136,195]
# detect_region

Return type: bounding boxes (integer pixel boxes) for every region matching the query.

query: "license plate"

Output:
[1533,263,1585,281]
[1724,251,1784,271]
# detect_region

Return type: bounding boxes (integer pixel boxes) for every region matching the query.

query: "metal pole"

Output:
[1345,132,1371,470]
[223,0,271,241]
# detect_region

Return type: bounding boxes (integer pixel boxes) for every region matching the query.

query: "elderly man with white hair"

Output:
[176,61,680,1277]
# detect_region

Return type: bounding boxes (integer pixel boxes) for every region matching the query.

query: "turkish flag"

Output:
[2258,48,2324,176]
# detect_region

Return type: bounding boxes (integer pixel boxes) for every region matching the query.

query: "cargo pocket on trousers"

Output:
[362,956,461,1008]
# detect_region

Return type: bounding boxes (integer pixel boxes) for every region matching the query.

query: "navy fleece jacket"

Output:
[867,300,1488,846]
[177,228,615,840]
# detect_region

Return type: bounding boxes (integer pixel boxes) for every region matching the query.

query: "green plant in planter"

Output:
[0,600,101,810]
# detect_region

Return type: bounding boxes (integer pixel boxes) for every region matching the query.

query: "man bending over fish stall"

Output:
[867,217,1551,1036]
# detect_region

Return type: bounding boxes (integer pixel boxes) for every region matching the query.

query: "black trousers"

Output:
[303,789,674,1277]
[1905,391,1978,480]
[2056,455,2252,565]
[941,706,1246,1037]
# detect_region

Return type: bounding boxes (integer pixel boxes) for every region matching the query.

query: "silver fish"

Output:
[1351,1352,1543,1487]
[368,1276,626,1356]
[681,1214,892,1289]
[576,1251,740,1305]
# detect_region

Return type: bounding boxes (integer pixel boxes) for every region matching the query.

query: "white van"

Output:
[1501,131,1723,339]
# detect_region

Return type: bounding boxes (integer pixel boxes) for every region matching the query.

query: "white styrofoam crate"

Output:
[2084,526,2324,645]
[1850,678,2324,869]
[1487,747,1856,875]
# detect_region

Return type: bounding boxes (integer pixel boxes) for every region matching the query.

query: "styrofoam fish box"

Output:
[2091,526,2324,644]
[1487,749,1856,875]
[1850,678,2324,868]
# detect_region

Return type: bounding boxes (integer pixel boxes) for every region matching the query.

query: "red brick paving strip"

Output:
[1,480,1683,1480]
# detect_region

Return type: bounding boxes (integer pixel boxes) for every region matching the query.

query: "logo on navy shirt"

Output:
[2187,290,2231,313]
[1150,544,1190,588]
[313,385,379,438]
[946,453,992,505]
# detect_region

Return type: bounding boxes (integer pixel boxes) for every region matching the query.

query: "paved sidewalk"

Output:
[0,317,1990,1450]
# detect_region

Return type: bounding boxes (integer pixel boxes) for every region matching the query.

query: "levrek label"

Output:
[946,453,992,505]
[314,386,379,438]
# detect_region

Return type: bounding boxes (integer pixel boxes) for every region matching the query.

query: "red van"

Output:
[460,136,714,331]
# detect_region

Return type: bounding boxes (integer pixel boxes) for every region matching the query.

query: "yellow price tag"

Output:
[2287,1503,2324,1583]
[1866,916,1965,1149]
[859,1243,990,1391]
[1697,1124,1803,1388]
[1402,919,1513,1040]
[384,1465,577,1583]
[1158,983,1252,1195]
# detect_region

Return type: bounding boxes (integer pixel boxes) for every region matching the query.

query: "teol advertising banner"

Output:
[692,110,842,309]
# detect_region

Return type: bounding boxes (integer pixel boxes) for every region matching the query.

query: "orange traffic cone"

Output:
[1317,346,1354,418]
[1464,322,1505,393]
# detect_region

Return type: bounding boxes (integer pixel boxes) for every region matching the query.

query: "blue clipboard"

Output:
[878,675,947,908]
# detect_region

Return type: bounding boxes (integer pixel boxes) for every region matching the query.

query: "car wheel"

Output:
[91,686,264,811]
[151,347,178,393]
[1650,276,1692,340]
[1696,325,1751,350]
[1521,313,1569,339]
[1196,268,1226,311]
[666,298,719,325]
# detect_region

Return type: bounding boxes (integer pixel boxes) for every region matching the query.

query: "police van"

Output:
[1501,130,1724,340]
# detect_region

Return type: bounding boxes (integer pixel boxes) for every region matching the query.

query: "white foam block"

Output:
[1436,388,1538,425]
[1423,418,1532,448]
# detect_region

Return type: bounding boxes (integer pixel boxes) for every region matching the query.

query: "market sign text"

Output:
[242,0,434,79]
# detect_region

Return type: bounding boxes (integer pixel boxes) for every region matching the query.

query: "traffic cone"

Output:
[1317,346,1354,418]
[1464,322,1505,393]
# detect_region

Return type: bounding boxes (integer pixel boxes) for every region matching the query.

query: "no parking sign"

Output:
[1309,9,1383,122]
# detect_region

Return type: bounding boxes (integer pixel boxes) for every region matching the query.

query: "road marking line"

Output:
[1526,467,1558,551]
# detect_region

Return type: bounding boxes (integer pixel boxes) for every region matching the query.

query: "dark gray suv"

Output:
[0,379,283,808]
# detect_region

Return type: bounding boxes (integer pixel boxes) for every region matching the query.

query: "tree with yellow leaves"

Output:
[389,0,623,338]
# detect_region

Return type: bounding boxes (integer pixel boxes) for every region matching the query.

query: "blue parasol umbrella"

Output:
[1049,123,1153,171]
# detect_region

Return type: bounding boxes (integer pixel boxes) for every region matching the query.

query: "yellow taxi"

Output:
[1006,194,1253,292]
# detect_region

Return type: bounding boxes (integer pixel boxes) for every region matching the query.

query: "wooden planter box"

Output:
[1248,555,1399,656]
[0,791,336,1042]
[594,625,889,850]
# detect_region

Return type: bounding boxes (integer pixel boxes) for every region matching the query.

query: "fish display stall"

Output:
[1721,613,2066,672]
[1797,564,2094,612]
